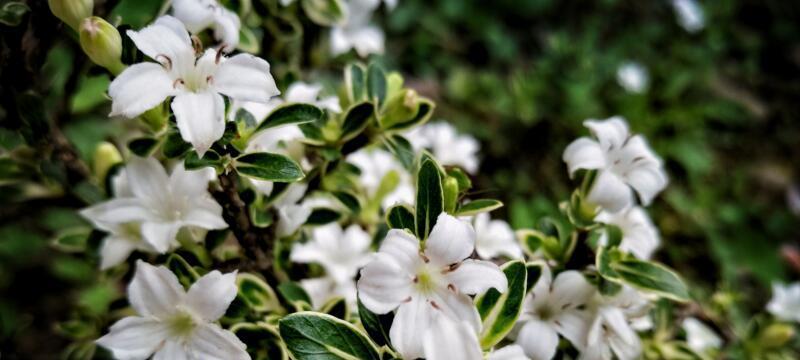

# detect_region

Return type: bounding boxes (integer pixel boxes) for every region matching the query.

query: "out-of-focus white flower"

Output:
[616,62,649,94]
[489,345,530,360]
[681,317,722,353]
[357,213,508,359]
[273,183,312,237]
[671,0,705,33]
[767,282,800,322]
[291,223,372,308]
[516,265,595,360]
[563,116,668,213]
[581,287,651,360]
[109,16,278,156]
[595,206,660,260]
[347,148,415,209]
[96,261,249,359]
[330,0,385,57]
[172,0,241,50]
[406,121,480,174]
[81,157,227,262]
[472,213,523,259]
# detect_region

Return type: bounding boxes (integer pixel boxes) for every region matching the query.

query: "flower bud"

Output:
[442,176,459,213]
[79,17,125,75]
[92,141,122,183]
[49,0,93,31]
[379,89,420,129]
[757,323,795,349]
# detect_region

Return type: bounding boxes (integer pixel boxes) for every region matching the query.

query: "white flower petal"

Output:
[99,236,138,270]
[213,8,241,49]
[423,313,482,360]
[389,296,435,360]
[563,137,606,176]
[108,63,175,118]
[126,157,171,203]
[682,317,722,352]
[276,203,312,237]
[214,54,279,102]
[429,288,482,333]
[584,117,629,152]
[186,270,238,322]
[554,311,591,350]
[349,25,385,57]
[551,271,595,309]
[153,340,190,360]
[188,323,250,360]
[80,198,150,232]
[127,261,185,317]
[126,15,193,65]
[141,222,182,253]
[424,212,476,266]
[169,163,216,198]
[285,82,322,103]
[171,0,215,33]
[96,316,169,360]
[300,277,336,310]
[587,170,633,213]
[182,199,228,230]
[446,259,508,295]
[517,319,559,360]
[474,214,523,259]
[357,253,413,314]
[378,229,421,270]
[625,165,668,206]
[489,345,529,360]
[172,91,226,157]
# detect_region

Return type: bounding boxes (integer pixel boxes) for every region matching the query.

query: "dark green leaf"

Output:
[235,152,304,182]
[162,130,191,158]
[456,199,504,216]
[280,312,381,360]
[237,273,283,313]
[306,208,341,225]
[166,253,200,289]
[367,63,387,108]
[475,260,527,349]
[301,0,346,26]
[0,2,30,26]
[346,63,367,103]
[386,205,415,232]
[341,102,374,141]
[255,104,323,133]
[185,150,224,171]
[415,159,443,240]
[127,137,159,157]
[358,298,394,348]
[383,135,415,170]
[332,191,361,213]
[277,282,312,306]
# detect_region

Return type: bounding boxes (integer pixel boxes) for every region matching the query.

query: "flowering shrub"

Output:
[0,0,798,359]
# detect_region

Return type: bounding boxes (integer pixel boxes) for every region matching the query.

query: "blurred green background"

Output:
[1,0,799,357]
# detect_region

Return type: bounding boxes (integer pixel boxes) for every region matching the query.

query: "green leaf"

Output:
[456,199,503,216]
[341,102,375,141]
[357,299,394,348]
[51,228,91,253]
[382,135,415,170]
[237,273,283,314]
[0,2,30,26]
[442,176,459,213]
[415,159,443,240]
[306,208,341,225]
[235,108,258,133]
[166,253,200,289]
[277,281,312,307]
[384,99,435,131]
[162,129,192,158]
[255,104,323,133]
[320,297,348,320]
[446,168,472,193]
[16,92,49,145]
[127,137,159,157]
[367,63,387,108]
[475,260,527,349]
[386,205,415,232]
[280,312,381,360]
[231,322,287,360]
[185,150,225,171]
[525,262,543,294]
[597,247,690,302]
[332,191,361,213]
[235,152,305,182]
[345,63,367,103]
[301,0,346,26]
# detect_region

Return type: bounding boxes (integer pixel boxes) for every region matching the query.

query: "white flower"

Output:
[516,265,595,360]
[172,0,241,49]
[290,223,372,307]
[472,213,523,259]
[274,183,312,237]
[489,345,530,360]
[681,317,722,353]
[330,0,385,57]
[357,213,508,359]
[81,157,227,259]
[347,148,415,209]
[108,16,279,156]
[671,0,705,33]
[96,261,249,360]
[581,287,651,360]
[616,62,648,94]
[767,282,800,322]
[562,116,668,213]
[423,312,483,360]
[406,121,480,174]
[595,206,660,260]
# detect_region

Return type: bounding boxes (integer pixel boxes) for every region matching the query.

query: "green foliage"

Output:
[415,158,444,240]
[279,312,382,360]
[475,260,527,349]
[235,153,305,182]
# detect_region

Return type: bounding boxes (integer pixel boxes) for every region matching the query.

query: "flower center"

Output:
[167,310,198,338]
[536,305,555,321]
[119,222,143,241]
[414,263,442,295]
